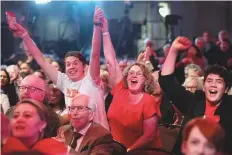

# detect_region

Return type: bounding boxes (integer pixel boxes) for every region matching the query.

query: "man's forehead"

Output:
[20,75,45,89]
[20,63,29,68]
[206,74,224,80]
[65,56,81,63]
[71,95,89,106]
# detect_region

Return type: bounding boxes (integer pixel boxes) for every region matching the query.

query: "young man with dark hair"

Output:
[11,8,109,130]
[159,37,232,154]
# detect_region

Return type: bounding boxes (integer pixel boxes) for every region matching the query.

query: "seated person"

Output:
[183,76,203,93]
[2,99,67,154]
[47,82,66,115]
[6,75,61,138]
[56,94,114,155]
[182,117,225,155]
[159,36,232,154]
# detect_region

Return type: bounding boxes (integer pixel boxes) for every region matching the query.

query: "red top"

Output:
[204,103,220,122]
[108,81,162,148]
[2,137,67,155]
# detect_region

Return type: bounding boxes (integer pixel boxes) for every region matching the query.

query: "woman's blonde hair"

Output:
[122,63,155,94]
[183,76,203,90]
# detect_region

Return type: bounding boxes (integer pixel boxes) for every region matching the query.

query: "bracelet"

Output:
[21,32,28,38]
[93,22,102,26]
[103,32,109,36]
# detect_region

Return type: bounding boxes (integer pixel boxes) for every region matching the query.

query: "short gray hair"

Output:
[72,94,97,112]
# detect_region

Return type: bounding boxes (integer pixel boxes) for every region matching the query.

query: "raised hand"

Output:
[137,52,145,63]
[12,23,28,38]
[100,17,109,33]
[144,46,152,60]
[171,37,192,52]
[94,7,104,24]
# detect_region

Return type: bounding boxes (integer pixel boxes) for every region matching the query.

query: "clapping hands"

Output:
[93,7,108,33]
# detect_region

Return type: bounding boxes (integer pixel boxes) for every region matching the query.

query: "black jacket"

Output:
[159,72,232,154]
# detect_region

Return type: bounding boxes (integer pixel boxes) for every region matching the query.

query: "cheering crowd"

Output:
[1,7,232,155]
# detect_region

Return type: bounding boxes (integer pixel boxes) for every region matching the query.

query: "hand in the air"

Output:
[100,17,109,33]
[144,46,152,60]
[12,23,28,38]
[171,37,192,51]
[94,6,104,23]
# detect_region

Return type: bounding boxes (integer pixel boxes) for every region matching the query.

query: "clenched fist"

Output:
[171,37,192,52]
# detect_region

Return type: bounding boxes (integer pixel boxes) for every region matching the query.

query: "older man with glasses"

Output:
[56,94,114,155]
[18,75,46,102]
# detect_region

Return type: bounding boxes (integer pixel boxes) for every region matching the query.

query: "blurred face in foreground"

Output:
[10,103,46,143]
[182,126,217,155]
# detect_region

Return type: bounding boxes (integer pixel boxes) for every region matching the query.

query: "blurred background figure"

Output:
[119,60,128,72]
[183,77,203,93]
[100,70,113,113]
[6,65,20,85]
[47,82,65,115]
[184,63,202,79]
[33,70,46,80]
[194,37,206,55]
[0,69,18,107]
[19,62,32,79]
[217,30,230,45]
[51,60,62,72]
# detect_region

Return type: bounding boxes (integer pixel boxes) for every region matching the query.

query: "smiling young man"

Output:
[158,37,232,154]
[11,8,109,130]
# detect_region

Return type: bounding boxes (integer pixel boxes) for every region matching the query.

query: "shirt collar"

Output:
[74,122,92,136]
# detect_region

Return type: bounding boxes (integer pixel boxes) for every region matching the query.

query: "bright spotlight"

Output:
[158,2,170,18]
[35,0,51,4]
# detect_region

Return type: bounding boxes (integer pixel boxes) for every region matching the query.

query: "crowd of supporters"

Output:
[1,7,232,155]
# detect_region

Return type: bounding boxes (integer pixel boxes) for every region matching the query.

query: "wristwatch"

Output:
[93,22,102,26]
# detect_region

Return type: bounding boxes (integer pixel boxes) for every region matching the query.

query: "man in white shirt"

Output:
[11,7,109,130]
[56,94,113,155]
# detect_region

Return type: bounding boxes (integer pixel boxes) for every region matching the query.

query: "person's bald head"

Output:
[18,75,46,102]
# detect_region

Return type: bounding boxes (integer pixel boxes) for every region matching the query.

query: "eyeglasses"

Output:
[18,86,44,93]
[128,71,144,77]
[68,106,91,112]
[185,86,197,89]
